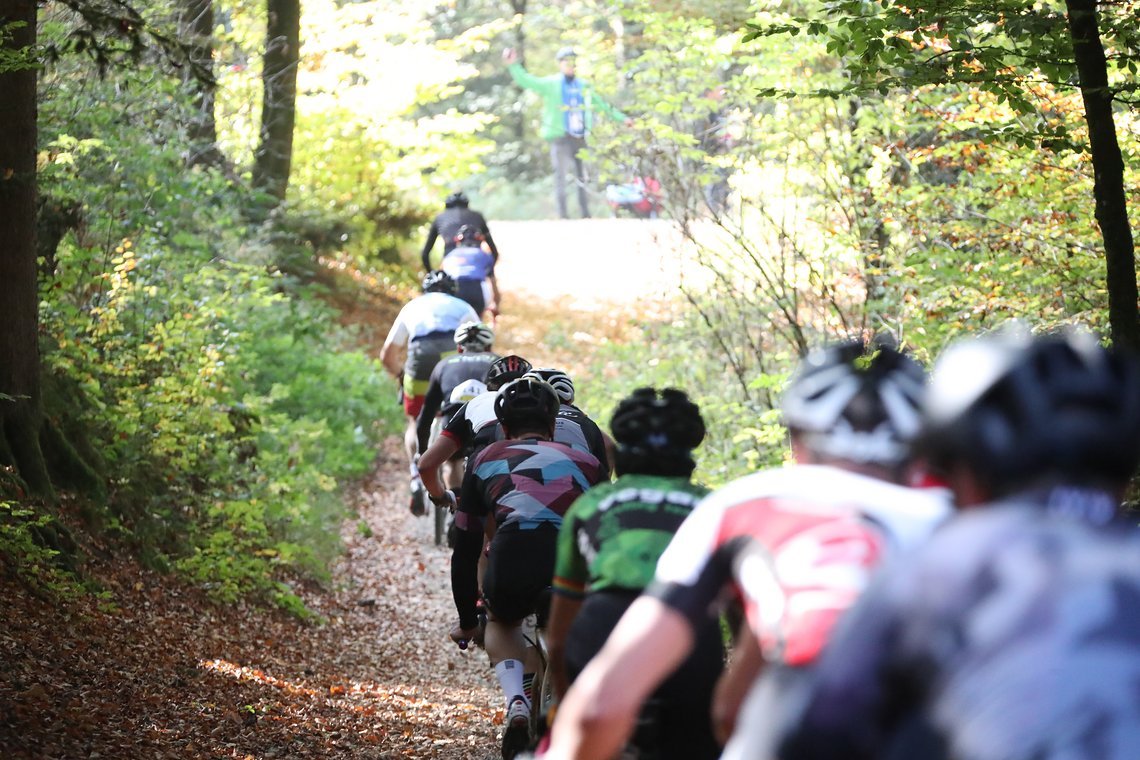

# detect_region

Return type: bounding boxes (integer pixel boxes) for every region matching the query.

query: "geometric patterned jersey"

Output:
[457,437,604,533]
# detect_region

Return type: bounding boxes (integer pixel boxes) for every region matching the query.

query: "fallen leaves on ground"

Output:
[0,437,500,759]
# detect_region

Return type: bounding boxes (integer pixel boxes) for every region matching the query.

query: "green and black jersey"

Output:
[553,474,709,599]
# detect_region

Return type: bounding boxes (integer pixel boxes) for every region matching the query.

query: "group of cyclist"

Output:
[387,191,1140,760]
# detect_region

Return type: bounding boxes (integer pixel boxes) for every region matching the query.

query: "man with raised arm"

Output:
[503,46,628,219]
[543,338,950,760]
[780,328,1140,760]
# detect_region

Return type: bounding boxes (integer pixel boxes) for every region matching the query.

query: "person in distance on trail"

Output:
[543,337,951,760]
[503,46,630,219]
[440,225,502,321]
[415,321,500,494]
[380,270,479,515]
[521,367,614,480]
[449,377,605,759]
[779,328,1140,760]
[421,190,500,272]
[545,387,723,760]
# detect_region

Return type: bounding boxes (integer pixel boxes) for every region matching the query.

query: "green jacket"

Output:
[507,63,627,141]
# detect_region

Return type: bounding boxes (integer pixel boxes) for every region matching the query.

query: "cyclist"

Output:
[380,270,479,514]
[421,191,500,271]
[546,388,723,760]
[449,377,606,759]
[521,368,613,479]
[780,328,1140,760]
[440,225,501,320]
[415,321,499,475]
[420,354,532,511]
[543,338,950,760]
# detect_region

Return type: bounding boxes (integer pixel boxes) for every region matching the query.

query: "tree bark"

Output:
[180,0,227,169]
[507,0,527,142]
[0,0,53,498]
[1065,0,1140,351]
[251,0,301,204]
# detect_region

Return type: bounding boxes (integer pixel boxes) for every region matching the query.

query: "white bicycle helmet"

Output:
[454,321,494,352]
[523,368,575,403]
[780,337,926,466]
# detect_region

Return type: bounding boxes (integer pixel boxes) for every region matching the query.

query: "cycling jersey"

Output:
[781,486,1140,760]
[554,474,709,599]
[441,245,495,281]
[385,293,479,346]
[383,293,478,416]
[649,464,950,666]
[555,404,611,479]
[415,352,498,453]
[440,392,500,458]
[459,439,602,533]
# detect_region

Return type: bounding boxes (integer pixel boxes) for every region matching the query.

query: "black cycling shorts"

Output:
[482,524,558,624]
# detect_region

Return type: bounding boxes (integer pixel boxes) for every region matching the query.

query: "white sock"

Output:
[494,659,529,710]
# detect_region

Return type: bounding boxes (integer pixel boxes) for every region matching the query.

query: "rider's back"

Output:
[652,464,949,666]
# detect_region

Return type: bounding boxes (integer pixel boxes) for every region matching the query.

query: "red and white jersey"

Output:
[650,465,950,666]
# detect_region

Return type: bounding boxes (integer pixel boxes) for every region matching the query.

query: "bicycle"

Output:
[522,589,556,746]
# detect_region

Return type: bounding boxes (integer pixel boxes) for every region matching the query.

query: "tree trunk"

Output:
[1065,0,1140,351]
[251,0,301,205]
[0,0,53,498]
[180,0,228,169]
[509,0,526,142]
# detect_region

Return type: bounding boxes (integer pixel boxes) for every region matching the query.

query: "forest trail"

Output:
[0,218,697,759]
[480,218,706,378]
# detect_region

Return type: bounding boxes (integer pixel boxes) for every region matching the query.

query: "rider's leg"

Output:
[571,137,590,218]
[550,138,571,219]
[485,619,531,707]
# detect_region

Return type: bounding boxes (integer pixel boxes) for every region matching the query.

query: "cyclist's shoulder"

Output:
[701,464,945,514]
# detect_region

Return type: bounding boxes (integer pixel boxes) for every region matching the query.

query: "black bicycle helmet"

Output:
[612,387,705,452]
[422,270,456,295]
[454,321,494,352]
[610,387,705,477]
[494,377,561,433]
[485,355,533,391]
[522,368,574,403]
[917,328,1140,496]
[453,224,485,247]
[445,191,469,208]
[780,336,927,467]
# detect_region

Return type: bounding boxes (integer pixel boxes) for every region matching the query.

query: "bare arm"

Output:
[486,274,501,317]
[546,593,584,700]
[712,623,765,745]
[421,220,440,271]
[380,340,404,380]
[418,434,460,500]
[545,596,693,760]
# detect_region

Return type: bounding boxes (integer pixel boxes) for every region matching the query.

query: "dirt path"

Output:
[0,219,698,759]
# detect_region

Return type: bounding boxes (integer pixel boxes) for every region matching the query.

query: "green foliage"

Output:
[30,1,405,611]
[0,502,81,596]
[577,318,791,488]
